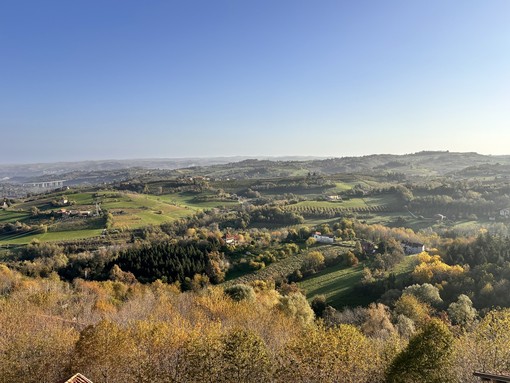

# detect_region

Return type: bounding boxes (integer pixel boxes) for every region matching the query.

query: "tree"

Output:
[471,309,510,373]
[224,284,255,302]
[386,319,454,383]
[447,294,477,326]
[311,295,327,318]
[278,324,378,383]
[128,320,188,383]
[394,294,431,327]
[302,251,325,273]
[71,320,136,382]
[340,251,359,266]
[277,292,315,326]
[305,237,316,247]
[361,303,395,338]
[403,283,443,307]
[104,212,115,229]
[354,240,363,256]
[221,328,271,383]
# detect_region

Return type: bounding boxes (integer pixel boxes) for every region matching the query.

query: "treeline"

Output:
[405,179,510,218]
[0,221,47,235]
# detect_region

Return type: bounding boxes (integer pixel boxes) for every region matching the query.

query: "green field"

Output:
[0,210,29,223]
[155,192,240,210]
[299,254,419,309]
[0,228,102,245]
[99,192,194,228]
[299,263,370,308]
[0,189,199,244]
[0,188,244,244]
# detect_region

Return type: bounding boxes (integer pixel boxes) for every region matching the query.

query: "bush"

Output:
[224,284,256,302]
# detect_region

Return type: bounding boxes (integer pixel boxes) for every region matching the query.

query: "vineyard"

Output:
[223,245,350,287]
[284,203,393,218]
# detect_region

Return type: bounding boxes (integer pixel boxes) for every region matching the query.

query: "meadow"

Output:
[299,254,419,308]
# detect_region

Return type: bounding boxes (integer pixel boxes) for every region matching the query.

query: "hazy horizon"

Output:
[1,1,509,163]
[2,150,510,167]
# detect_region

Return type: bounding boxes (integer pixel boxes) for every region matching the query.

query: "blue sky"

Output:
[1,1,509,163]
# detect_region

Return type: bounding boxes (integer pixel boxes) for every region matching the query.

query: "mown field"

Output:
[0,228,103,245]
[154,192,240,210]
[299,254,419,309]
[299,263,370,308]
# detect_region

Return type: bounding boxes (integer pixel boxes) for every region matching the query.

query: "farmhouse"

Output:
[402,241,425,255]
[326,195,341,201]
[69,210,92,217]
[57,208,70,216]
[312,232,335,244]
[224,234,240,245]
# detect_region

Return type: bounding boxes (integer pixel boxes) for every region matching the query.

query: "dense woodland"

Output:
[4,153,510,382]
[2,265,510,383]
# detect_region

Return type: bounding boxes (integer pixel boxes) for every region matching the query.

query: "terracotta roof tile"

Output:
[58,373,93,383]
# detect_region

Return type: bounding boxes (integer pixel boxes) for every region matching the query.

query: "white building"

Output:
[312,232,335,244]
[402,241,425,255]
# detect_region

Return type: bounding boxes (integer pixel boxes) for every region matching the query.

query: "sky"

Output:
[1,0,509,164]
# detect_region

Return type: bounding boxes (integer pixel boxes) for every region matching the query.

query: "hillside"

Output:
[4,152,510,189]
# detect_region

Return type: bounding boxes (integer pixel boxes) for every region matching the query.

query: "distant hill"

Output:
[165,151,510,180]
[0,156,323,181]
[3,151,510,185]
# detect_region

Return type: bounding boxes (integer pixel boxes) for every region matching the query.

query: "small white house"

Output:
[500,208,510,218]
[312,232,335,244]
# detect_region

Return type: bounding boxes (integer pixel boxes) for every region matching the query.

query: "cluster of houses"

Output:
[56,209,92,217]
[55,202,100,218]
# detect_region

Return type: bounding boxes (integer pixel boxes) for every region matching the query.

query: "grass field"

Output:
[0,228,102,245]
[1,187,241,244]
[155,192,240,210]
[0,190,197,244]
[393,254,419,283]
[299,254,419,309]
[100,192,194,228]
[0,210,29,223]
[299,263,370,308]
